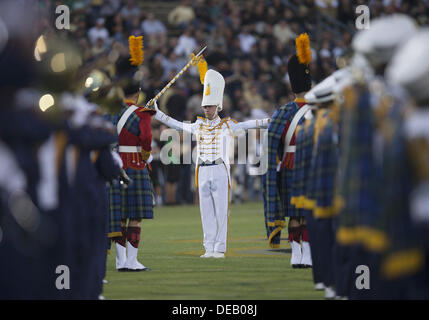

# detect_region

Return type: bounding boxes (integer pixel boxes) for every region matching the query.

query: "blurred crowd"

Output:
[1,0,429,300]
[14,0,429,206]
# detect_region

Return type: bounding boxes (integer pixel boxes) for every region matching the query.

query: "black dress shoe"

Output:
[117,268,128,272]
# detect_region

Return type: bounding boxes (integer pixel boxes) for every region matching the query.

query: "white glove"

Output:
[111,151,123,168]
[153,99,159,112]
[146,154,153,164]
[147,99,159,112]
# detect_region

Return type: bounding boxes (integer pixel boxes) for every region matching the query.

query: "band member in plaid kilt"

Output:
[265,104,294,249]
[295,115,321,276]
[266,33,313,267]
[334,15,420,299]
[107,84,155,272]
[293,72,344,297]
[382,29,429,298]
[308,86,342,298]
[290,118,314,268]
[376,95,425,298]
[333,76,379,298]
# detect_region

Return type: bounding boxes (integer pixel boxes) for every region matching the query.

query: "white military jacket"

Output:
[155,110,270,187]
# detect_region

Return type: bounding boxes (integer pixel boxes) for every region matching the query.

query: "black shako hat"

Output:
[287,33,312,94]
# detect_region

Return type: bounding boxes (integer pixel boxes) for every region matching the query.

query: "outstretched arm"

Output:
[228,118,271,132]
[152,101,196,134]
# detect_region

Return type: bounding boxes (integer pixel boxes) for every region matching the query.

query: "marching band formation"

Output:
[1,0,429,300]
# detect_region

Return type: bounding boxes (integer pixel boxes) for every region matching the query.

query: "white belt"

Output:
[118,146,141,153]
[198,158,223,166]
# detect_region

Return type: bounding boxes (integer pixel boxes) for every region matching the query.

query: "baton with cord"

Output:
[145,46,207,109]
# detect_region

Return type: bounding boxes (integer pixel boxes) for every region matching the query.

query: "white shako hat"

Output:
[352,14,417,70]
[201,69,225,111]
[305,74,336,104]
[305,67,353,105]
[386,28,429,104]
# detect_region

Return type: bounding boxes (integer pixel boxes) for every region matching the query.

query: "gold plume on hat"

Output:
[128,35,144,66]
[197,58,208,85]
[296,33,312,65]
[190,53,208,85]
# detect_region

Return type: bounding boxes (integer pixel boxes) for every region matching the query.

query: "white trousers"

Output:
[197,164,230,253]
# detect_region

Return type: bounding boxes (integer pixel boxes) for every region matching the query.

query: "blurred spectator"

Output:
[112,24,125,43]
[319,40,332,59]
[174,27,198,57]
[141,13,167,37]
[244,83,264,110]
[77,38,92,61]
[161,52,186,81]
[128,16,143,37]
[207,28,227,53]
[88,18,110,45]
[168,0,196,28]
[193,0,211,25]
[186,79,204,120]
[273,20,296,45]
[120,0,141,19]
[91,37,108,56]
[337,0,358,25]
[238,26,257,54]
[99,0,122,17]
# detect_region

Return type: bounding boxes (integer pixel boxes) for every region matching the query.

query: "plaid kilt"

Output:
[335,84,386,251]
[262,173,281,247]
[290,125,305,206]
[377,89,425,279]
[266,105,288,222]
[291,119,316,218]
[121,166,154,219]
[266,102,302,220]
[280,156,300,217]
[335,85,371,230]
[313,114,339,219]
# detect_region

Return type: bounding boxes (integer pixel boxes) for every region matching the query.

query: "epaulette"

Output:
[294,97,307,104]
[222,117,238,124]
[138,107,156,115]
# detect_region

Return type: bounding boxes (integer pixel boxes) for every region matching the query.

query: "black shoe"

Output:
[117,268,128,272]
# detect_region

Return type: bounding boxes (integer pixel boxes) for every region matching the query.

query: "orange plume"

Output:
[128,35,144,66]
[296,33,312,65]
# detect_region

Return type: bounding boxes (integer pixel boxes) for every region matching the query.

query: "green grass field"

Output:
[103,202,324,300]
